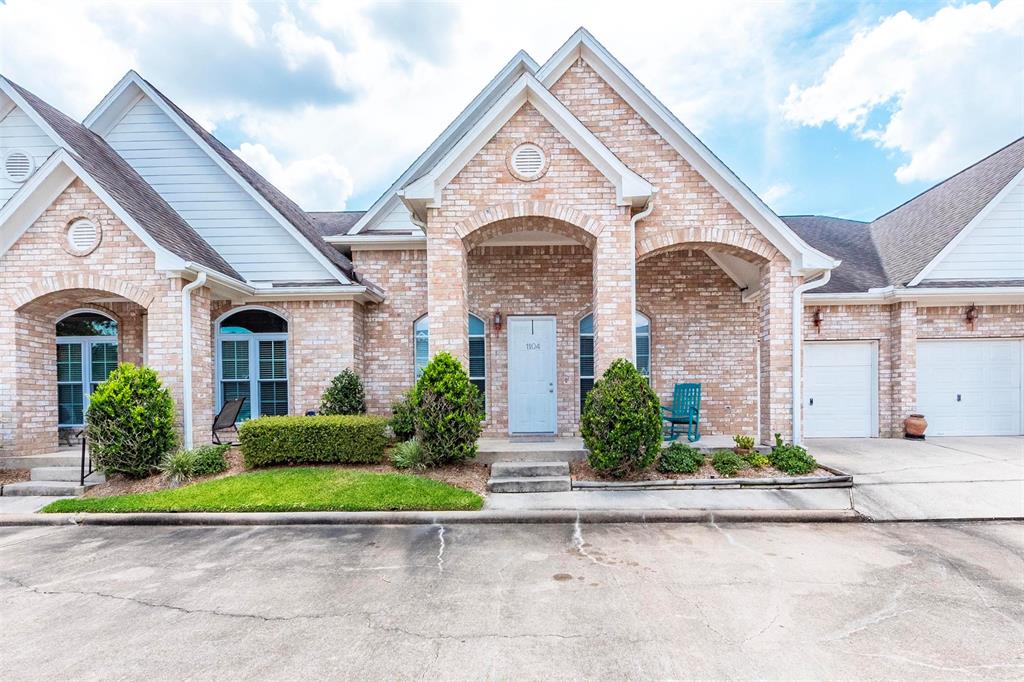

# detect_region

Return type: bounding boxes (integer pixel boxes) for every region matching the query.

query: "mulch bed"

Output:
[83,447,490,499]
[0,469,30,486]
[571,459,834,482]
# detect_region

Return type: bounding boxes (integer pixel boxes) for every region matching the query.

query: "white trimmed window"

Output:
[217,309,288,421]
[579,310,651,411]
[56,311,118,427]
[635,311,651,381]
[468,313,486,410]
[414,315,429,379]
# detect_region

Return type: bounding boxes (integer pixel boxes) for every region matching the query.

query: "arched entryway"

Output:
[55,310,119,430]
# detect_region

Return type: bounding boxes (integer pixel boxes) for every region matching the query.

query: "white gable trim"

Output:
[400,73,652,215]
[0,149,184,270]
[908,167,1024,286]
[349,51,540,234]
[537,29,838,274]
[84,71,351,284]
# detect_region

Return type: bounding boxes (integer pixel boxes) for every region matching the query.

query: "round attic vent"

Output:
[509,143,547,181]
[65,218,100,255]
[3,150,34,183]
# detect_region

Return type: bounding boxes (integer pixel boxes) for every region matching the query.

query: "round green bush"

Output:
[319,368,366,415]
[769,434,818,475]
[86,363,177,479]
[390,390,416,441]
[658,443,704,474]
[711,450,746,478]
[412,352,483,465]
[581,358,662,478]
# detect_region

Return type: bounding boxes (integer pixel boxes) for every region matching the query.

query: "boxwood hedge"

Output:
[240,415,389,468]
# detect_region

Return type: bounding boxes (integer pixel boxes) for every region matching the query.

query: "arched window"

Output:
[56,311,118,427]
[414,315,429,379]
[468,313,486,410]
[217,308,289,422]
[635,311,651,381]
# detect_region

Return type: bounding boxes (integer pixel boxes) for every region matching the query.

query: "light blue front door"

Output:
[508,317,557,434]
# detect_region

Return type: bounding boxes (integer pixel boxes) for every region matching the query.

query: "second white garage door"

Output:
[805,342,877,438]
[917,339,1023,436]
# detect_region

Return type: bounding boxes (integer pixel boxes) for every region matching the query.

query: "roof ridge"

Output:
[872,135,1024,222]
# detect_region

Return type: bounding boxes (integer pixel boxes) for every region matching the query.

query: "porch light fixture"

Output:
[812,308,824,333]
[965,304,978,326]
[493,310,503,331]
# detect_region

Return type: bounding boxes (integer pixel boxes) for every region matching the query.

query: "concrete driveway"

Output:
[809,437,1024,521]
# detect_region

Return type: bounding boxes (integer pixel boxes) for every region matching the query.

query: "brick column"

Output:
[188,285,214,447]
[0,306,20,454]
[427,230,469,365]
[889,300,918,437]
[592,217,634,374]
[758,256,797,443]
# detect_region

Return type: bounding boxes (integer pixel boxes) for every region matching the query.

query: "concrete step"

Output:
[475,449,588,464]
[491,461,570,478]
[487,476,572,493]
[0,453,82,469]
[0,480,97,497]
[30,467,106,483]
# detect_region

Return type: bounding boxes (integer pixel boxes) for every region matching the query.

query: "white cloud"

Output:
[235,142,353,210]
[783,1,1024,183]
[760,183,793,207]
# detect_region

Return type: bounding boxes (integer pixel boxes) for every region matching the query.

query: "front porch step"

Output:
[490,461,569,478]
[30,467,105,483]
[487,475,571,493]
[0,453,81,469]
[1,480,99,497]
[475,448,588,464]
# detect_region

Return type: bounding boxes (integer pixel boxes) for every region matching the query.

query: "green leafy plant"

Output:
[390,390,416,441]
[712,450,746,477]
[770,433,818,475]
[411,352,483,465]
[390,439,426,471]
[86,363,177,479]
[160,444,230,484]
[581,359,662,478]
[240,415,389,468]
[658,442,704,474]
[733,434,755,452]
[745,452,771,469]
[319,368,366,415]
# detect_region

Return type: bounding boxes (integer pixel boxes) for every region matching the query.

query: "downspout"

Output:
[791,269,831,444]
[629,196,655,361]
[181,272,207,450]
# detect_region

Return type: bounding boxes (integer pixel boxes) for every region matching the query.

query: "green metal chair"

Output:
[661,383,701,442]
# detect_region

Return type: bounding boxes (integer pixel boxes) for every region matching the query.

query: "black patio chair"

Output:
[212,397,247,445]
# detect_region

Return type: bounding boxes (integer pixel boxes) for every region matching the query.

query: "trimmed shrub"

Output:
[711,450,746,478]
[391,439,426,471]
[160,444,230,484]
[86,363,176,479]
[745,452,771,469]
[581,358,662,478]
[412,353,483,465]
[390,391,417,441]
[658,443,704,474]
[770,433,818,475]
[319,369,366,415]
[240,415,389,468]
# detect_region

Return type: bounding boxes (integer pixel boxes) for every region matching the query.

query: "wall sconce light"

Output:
[493,309,503,331]
[812,308,824,333]
[965,304,978,326]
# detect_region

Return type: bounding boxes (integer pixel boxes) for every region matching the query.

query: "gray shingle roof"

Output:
[5,77,242,280]
[781,216,886,294]
[307,211,366,237]
[140,77,366,284]
[871,137,1024,286]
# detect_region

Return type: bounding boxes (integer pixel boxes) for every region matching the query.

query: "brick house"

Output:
[1,29,1021,459]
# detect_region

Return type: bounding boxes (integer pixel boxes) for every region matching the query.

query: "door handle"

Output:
[956,393,962,402]
[809,397,814,406]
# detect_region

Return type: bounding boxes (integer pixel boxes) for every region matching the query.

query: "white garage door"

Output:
[917,339,1023,436]
[805,342,877,438]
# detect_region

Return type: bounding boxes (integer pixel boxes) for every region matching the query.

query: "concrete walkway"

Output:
[485,487,853,513]
[810,436,1024,521]
[0,496,69,514]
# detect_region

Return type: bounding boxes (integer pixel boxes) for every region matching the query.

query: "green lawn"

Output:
[41,467,484,513]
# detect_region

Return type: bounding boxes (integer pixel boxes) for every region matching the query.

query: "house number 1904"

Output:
[526,343,542,350]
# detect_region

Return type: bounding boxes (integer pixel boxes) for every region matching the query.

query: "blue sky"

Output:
[1,0,1021,220]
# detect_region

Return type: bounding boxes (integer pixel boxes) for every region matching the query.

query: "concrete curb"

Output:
[0,508,863,526]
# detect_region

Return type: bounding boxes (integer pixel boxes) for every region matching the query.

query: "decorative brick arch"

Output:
[455,201,606,243]
[9,273,155,310]
[636,227,777,263]
[463,215,598,252]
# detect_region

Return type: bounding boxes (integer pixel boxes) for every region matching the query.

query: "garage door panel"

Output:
[805,342,876,438]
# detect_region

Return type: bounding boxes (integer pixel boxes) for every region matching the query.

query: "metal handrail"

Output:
[79,432,96,486]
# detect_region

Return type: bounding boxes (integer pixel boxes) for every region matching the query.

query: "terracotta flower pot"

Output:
[904,413,927,438]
